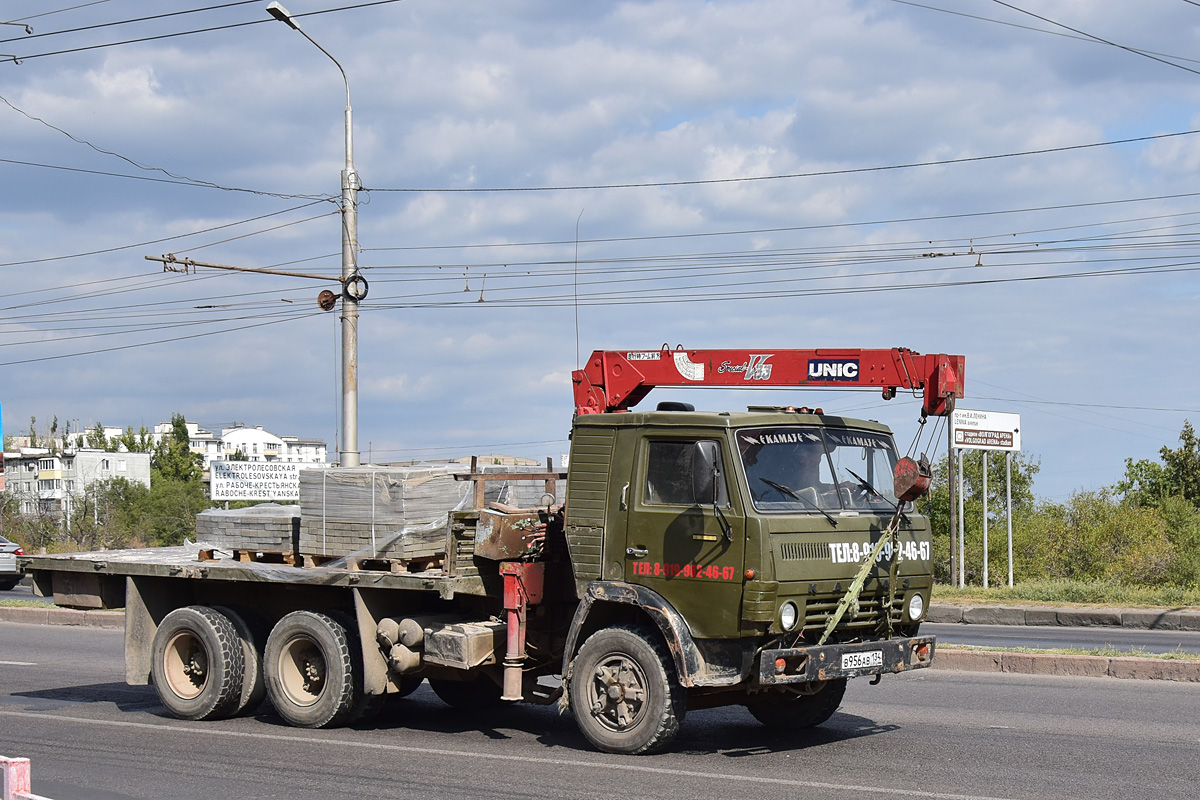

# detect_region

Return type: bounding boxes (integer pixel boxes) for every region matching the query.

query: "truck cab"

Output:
[560,404,935,753]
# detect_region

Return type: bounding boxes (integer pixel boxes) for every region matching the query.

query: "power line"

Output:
[0,1,261,45]
[888,0,1200,67]
[988,0,1200,77]
[2,0,408,62]
[0,200,328,269]
[363,129,1200,193]
[0,155,331,200]
[10,1,116,24]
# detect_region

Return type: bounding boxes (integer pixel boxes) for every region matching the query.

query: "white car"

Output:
[0,534,24,591]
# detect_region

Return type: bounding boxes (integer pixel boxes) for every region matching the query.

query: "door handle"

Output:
[626,546,648,558]
[619,482,629,511]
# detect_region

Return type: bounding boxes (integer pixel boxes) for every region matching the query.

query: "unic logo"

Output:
[808,359,860,381]
[719,354,773,380]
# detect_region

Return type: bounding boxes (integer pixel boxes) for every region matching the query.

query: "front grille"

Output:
[804,594,904,632]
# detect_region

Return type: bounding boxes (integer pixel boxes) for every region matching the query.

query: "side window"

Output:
[644,440,729,506]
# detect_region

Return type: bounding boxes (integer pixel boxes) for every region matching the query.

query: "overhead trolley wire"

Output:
[362,129,1200,193]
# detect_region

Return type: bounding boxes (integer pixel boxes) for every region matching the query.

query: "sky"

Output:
[2,0,1199,502]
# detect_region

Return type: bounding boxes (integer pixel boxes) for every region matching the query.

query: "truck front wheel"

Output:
[150,605,245,721]
[746,678,847,729]
[569,625,686,755]
[264,610,359,728]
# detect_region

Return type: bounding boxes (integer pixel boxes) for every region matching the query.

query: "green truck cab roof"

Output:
[572,408,895,434]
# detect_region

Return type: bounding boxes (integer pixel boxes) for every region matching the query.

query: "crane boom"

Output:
[572,347,964,417]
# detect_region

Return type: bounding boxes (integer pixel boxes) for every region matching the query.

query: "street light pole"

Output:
[267,2,361,467]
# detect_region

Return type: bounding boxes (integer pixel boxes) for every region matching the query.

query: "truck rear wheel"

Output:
[264,610,359,728]
[151,605,245,721]
[569,625,686,755]
[211,606,267,717]
[746,678,847,729]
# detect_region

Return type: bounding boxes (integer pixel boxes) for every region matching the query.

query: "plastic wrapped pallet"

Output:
[298,466,471,559]
[195,504,300,553]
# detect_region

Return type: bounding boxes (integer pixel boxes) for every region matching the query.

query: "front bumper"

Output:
[757,635,935,685]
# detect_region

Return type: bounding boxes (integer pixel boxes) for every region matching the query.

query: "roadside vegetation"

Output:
[940,643,1200,661]
[923,421,1200,599]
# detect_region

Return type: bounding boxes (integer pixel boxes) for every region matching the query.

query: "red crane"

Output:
[572,347,965,417]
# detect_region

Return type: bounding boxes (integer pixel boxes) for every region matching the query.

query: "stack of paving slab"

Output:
[297,464,564,561]
[195,503,300,553]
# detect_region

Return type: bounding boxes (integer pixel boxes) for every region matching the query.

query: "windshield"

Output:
[736,426,900,513]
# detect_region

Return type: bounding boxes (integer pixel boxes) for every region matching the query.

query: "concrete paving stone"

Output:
[961,606,1026,625]
[1057,608,1122,627]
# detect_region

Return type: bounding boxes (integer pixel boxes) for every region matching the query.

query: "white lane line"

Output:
[0,661,37,666]
[0,709,1021,800]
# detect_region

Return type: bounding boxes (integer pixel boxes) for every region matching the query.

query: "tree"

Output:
[27,416,36,448]
[151,414,202,482]
[1118,421,1200,508]
[926,449,1040,584]
[86,424,111,451]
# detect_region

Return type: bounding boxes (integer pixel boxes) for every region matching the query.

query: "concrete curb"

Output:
[0,606,123,629]
[933,647,1200,682]
[928,602,1200,631]
[2,755,54,800]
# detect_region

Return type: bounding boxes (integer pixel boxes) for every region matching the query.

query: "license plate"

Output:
[842,650,883,670]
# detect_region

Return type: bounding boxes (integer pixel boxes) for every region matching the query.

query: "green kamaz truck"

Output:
[22,346,964,755]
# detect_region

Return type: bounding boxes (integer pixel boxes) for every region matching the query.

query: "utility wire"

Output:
[2,0,408,62]
[0,1,261,45]
[0,200,327,269]
[0,155,332,200]
[364,129,1200,193]
[988,0,1200,77]
[10,1,116,24]
[888,0,1200,67]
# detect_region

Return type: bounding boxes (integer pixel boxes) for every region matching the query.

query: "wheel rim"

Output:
[278,635,326,707]
[587,653,648,732]
[162,631,209,700]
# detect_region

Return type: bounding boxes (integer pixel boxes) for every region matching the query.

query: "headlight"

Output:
[779,601,799,631]
[907,593,925,622]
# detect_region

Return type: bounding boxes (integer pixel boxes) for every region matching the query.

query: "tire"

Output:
[151,605,245,721]
[211,606,267,717]
[568,625,686,755]
[429,675,506,709]
[746,678,847,729]
[264,610,359,729]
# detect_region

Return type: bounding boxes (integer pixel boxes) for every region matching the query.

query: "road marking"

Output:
[0,709,1021,800]
[0,661,36,666]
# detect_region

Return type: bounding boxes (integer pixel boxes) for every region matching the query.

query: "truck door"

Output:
[625,436,745,638]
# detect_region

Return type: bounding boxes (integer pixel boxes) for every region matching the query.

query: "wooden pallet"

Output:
[197,548,297,566]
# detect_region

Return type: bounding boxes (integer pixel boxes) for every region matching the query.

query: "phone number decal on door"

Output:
[630,561,739,581]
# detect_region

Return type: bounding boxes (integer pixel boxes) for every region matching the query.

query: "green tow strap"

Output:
[817,507,904,647]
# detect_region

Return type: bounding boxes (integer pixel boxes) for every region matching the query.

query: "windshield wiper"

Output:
[845,468,909,523]
[758,477,838,527]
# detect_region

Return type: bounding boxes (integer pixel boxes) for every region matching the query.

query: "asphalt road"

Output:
[2,622,1198,800]
[925,622,1200,655]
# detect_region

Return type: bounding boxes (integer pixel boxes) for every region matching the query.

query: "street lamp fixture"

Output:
[267,2,362,468]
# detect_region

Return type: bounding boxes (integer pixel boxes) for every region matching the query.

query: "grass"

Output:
[941,643,1200,661]
[933,580,1200,609]
[0,598,53,608]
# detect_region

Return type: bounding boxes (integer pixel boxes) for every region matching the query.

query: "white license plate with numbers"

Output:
[842,650,883,670]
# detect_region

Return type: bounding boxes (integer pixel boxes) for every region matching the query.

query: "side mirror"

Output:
[691,441,720,505]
